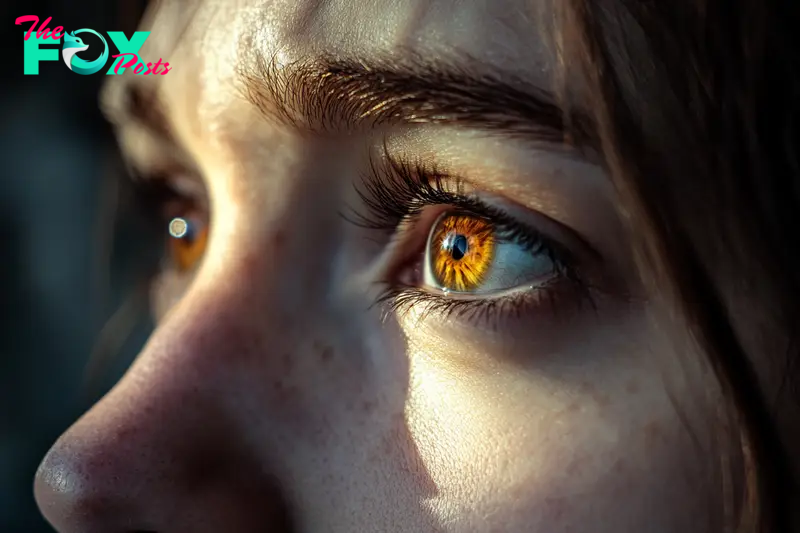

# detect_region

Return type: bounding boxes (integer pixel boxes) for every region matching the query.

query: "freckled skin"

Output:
[33,1,733,532]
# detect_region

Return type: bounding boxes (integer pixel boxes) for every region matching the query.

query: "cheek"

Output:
[402,342,716,533]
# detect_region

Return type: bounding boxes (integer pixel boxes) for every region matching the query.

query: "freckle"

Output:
[319,346,333,362]
[272,380,298,404]
[592,391,610,407]
[273,230,285,250]
[361,400,375,414]
[566,458,581,477]
[643,421,663,448]
[543,495,568,522]
[115,425,137,441]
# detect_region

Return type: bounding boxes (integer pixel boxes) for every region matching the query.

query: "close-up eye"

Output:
[128,176,211,317]
[353,152,589,322]
[128,174,210,277]
[424,212,558,295]
[167,214,209,273]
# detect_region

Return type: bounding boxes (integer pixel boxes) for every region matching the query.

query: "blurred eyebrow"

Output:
[239,53,595,146]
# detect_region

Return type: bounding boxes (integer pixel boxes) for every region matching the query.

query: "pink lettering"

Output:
[15,15,61,41]
[150,58,164,74]
[133,63,144,74]
[15,15,39,41]
[160,62,172,75]
[35,17,53,39]
[110,52,139,74]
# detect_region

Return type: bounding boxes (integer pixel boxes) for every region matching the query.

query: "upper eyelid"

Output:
[457,190,602,263]
[352,150,590,281]
[375,147,598,258]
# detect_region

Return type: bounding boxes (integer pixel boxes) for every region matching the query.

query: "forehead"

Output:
[176,0,548,62]
[110,0,553,118]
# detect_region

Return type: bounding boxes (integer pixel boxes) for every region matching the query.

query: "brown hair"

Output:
[557,0,799,530]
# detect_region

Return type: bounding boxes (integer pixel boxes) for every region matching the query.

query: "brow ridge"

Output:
[238,51,595,147]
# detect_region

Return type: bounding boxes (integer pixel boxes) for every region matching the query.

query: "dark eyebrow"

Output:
[238,52,596,147]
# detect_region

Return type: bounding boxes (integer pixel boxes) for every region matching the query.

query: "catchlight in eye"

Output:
[168,216,208,272]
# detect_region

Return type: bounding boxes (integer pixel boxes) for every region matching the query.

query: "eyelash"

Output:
[348,150,591,325]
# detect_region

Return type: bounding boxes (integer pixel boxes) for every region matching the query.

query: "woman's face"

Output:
[34,1,725,531]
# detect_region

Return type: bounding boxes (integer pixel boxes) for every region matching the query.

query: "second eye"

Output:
[167,215,208,272]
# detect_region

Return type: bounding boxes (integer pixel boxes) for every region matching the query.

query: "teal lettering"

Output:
[22,33,59,74]
[106,31,150,75]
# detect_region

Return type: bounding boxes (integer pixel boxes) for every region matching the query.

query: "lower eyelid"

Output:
[383,273,587,333]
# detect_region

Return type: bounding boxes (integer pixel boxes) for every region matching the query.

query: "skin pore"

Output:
[33,1,732,532]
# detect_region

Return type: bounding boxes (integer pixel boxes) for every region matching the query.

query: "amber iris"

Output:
[169,220,208,272]
[429,214,496,291]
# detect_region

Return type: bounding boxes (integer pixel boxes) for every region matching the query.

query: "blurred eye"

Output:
[167,215,208,272]
[423,212,557,294]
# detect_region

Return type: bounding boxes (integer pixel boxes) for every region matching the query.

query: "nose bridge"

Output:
[33,143,366,531]
[150,277,319,433]
[207,138,352,311]
[32,177,362,529]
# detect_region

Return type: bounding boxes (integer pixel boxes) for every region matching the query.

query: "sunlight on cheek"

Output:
[404,348,501,520]
[403,343,637,531]
[396,306,635,527]
[401,336,554,516]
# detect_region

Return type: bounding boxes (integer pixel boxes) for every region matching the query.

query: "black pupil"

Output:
[449,234,468,261]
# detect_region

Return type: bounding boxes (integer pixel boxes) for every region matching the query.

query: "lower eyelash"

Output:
[375,272,595,330]
[376,285,541,325]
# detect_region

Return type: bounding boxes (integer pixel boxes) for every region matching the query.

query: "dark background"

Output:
[2,1,151,531]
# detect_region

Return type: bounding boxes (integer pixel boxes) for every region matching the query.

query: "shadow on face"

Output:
[33,1,724,532]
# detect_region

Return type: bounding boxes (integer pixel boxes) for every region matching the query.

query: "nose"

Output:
[33,295,297,533]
